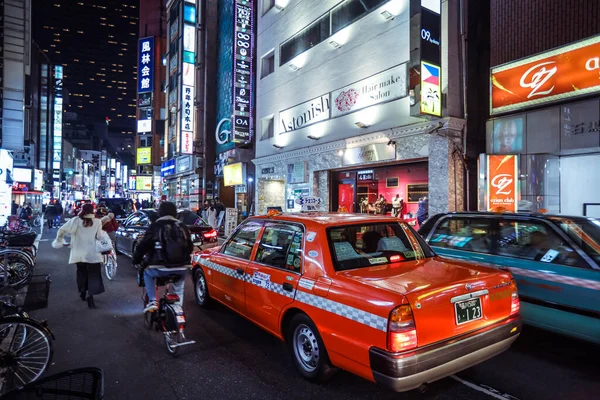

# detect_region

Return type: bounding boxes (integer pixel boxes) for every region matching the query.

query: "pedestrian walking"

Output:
[51,203,113,309]
[207,201,218,230]
[214,197,225,230]
[417,197,429,226]
[44,202,57,229]
[11,200,18,216]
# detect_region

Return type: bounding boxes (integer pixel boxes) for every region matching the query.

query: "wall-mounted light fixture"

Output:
[307,135,320,141]
[273,144,284,149]
[274,4,284,11]
[355,122,370,129]
[289,63,299,71]
[380,10,394,21]
[387,140,396,146]
[329,40,341,49]
[337,149,345,157]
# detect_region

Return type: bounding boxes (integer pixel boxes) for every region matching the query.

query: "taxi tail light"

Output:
[203,229,218,239]
[509,280,520,316]
[387,305,417,352]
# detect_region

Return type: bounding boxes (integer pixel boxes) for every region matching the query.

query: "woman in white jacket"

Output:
[52,203,112,308]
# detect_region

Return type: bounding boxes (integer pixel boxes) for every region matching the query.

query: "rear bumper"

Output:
[369,316,521,392]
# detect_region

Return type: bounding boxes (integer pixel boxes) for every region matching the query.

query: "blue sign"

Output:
[161,159,175,177]
[138,37,154,93]
[184,4,196,24]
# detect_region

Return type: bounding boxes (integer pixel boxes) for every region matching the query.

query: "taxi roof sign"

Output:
[295,196,322,212]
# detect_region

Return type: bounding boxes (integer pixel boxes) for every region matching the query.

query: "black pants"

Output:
[76,263,105,296]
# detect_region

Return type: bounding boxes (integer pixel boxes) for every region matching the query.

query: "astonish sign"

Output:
[491,35,600,115]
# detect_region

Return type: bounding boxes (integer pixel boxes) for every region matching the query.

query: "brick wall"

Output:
[490,0,600,66]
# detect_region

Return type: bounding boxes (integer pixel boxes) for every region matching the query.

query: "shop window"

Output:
[262,0,275,16]
[495,219,587,268]
[255,224,303,272]
[222,222,263,260]
[261,51,275,78]
[429,218,494,253]
[260,116,274,141]
[407,184,428,203]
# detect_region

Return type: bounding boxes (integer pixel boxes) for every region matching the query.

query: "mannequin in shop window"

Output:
[392,195,404,218]
[360,197,369,214]
[375,195,387,215]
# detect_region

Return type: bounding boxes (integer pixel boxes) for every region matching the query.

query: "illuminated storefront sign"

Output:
[137,119,152,134]
[182,62,194,86]
[53,66,63,179]
[420,1,442,117]
[137,147,152,165]
[486,155,519,212]
[181,85,194,154]
[34,169,44,191]
[491,35,600,115]
[128,176,137,191]
[223,162,245,186]
[136,175,153,191]
[138,37,154,93]
[161,159,175,177]
[232,0,254,144]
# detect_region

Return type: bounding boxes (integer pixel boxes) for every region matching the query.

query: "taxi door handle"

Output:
[236,268,244,275]
[282,283,294,292]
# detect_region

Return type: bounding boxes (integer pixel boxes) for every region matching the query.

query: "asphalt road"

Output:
[27,238,600,400]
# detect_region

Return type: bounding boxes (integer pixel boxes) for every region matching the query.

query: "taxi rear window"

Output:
[327,222,433,271]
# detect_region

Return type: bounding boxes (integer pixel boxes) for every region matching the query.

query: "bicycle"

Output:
[103,249,117,281]
[0,275,54,395]
[2,367,103,399]
[138,267,195,356]
[0,250,35,289]
[31,214,42,228]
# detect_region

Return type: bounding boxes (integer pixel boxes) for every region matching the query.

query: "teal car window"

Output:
[496,219,588,269]
[429,218,493,253]
[551,217,600,266]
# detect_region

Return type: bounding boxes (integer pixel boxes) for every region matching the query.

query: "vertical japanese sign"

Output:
[53,66,63,183]
[486,155,519,212]
[232,0,254,144]
[181,85,195,154]
[138,37,154,93]
[420,1,442,116]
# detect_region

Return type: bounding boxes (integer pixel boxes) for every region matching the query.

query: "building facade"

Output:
[478,0,600,217]
[253,0,466,218]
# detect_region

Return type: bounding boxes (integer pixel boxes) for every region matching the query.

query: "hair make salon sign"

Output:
[491,35,600,115]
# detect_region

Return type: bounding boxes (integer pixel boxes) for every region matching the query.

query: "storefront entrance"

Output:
[331,162,429,218]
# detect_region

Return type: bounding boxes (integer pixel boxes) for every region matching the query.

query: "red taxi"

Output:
[191,213,521,392]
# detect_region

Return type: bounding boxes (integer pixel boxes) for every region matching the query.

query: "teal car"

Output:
[419,212,600,344]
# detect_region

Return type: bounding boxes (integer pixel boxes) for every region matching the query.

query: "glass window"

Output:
[260,116,274,141]
[327,222,432,271]
[256,224,303,272]
[550,217,600,266]
[125,214,142,226]
[222,222,263,260]
[261,52,275,78]
[280,14,329,65]
[262,0,275,16]
[430,218,493,253]
[496,219,588,268]
[331,0,368,34]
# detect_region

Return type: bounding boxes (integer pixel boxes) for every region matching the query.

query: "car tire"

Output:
[193,267,211,307]
[287,313,337,382]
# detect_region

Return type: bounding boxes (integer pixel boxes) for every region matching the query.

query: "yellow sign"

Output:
[223,162,244,186]
[420,61,442,116]
[136,147,152,165]
[136,175,152,191]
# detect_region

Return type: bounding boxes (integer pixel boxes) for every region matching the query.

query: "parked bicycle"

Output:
[0,228,37,288]
[0,275,54,395]
[136,265,194,356]
[31,214,42,229]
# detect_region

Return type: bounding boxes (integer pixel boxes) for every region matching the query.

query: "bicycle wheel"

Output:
[0,317,54,394]
[104,253,117,281]
[0,251,34,288]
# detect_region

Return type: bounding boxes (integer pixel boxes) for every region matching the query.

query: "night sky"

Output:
[32,0,140,134]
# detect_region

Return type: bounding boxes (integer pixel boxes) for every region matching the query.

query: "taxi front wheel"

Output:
[193,268,211,307]
[287,314,337,382]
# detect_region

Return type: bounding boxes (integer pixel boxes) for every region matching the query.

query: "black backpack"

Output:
[158,221,191,267]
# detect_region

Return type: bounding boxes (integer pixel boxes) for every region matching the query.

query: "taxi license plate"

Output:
[455,297,482,325]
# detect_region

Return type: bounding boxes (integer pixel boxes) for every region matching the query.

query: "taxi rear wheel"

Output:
[193,268,210,307]
[287,314,336,382]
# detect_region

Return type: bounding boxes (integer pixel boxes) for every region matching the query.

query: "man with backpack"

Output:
[132,201,193,313]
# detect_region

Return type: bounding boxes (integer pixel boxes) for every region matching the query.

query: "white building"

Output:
[253,0,467,219]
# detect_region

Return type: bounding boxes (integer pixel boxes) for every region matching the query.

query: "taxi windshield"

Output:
[550,217,600,265]
[327,222,433,271]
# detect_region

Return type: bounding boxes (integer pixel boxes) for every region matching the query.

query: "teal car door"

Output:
[489,217,600,343]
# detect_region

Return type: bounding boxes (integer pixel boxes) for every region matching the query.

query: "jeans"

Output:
[144,268,186,305]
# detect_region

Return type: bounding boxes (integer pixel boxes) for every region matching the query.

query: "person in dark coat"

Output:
[417,197,429,226]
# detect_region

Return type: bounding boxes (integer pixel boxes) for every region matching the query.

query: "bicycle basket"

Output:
[11,275,51,312]
[6,231,37,247]
[3,367,104,400]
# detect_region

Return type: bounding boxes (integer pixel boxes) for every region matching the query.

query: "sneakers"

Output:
[143,301,159,313]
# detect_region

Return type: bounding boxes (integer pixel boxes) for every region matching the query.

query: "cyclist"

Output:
[132,201,193,313]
